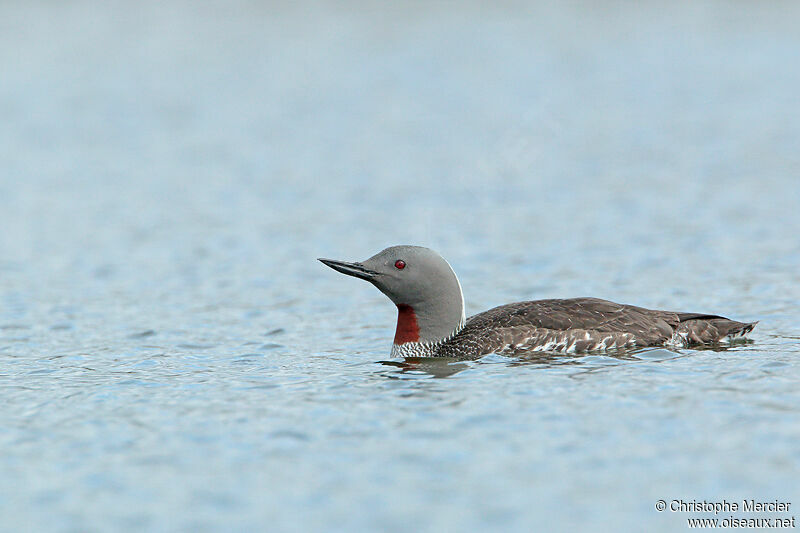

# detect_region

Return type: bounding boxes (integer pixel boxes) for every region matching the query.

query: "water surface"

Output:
[1,1,799,531]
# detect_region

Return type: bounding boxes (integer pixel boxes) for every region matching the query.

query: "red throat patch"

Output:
[394,304,420,344]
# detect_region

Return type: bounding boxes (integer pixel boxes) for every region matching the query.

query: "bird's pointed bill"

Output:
[318,258,377,281]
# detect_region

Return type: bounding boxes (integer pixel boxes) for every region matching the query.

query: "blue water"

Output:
[2,2,799,531]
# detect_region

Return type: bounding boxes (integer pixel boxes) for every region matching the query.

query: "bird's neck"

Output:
[391,290,466,357]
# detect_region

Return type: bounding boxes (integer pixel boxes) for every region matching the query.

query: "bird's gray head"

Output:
[319,245,466,346]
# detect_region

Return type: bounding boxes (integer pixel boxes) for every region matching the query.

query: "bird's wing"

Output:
[465,297,678,343]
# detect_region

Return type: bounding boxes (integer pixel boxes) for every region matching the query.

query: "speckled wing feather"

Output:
[434,298,754,358]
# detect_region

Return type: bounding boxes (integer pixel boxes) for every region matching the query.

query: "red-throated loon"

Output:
[319,245,757,358]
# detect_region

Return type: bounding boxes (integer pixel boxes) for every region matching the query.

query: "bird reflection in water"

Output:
[378,358,469,378]
[376,341,752,379]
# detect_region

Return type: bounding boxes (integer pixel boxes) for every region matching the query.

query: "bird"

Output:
[319,245,756,358]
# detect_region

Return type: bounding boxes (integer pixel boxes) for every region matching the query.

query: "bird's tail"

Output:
[674,313,757,345]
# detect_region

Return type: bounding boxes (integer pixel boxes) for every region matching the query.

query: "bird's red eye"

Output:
[394,260,406,270]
